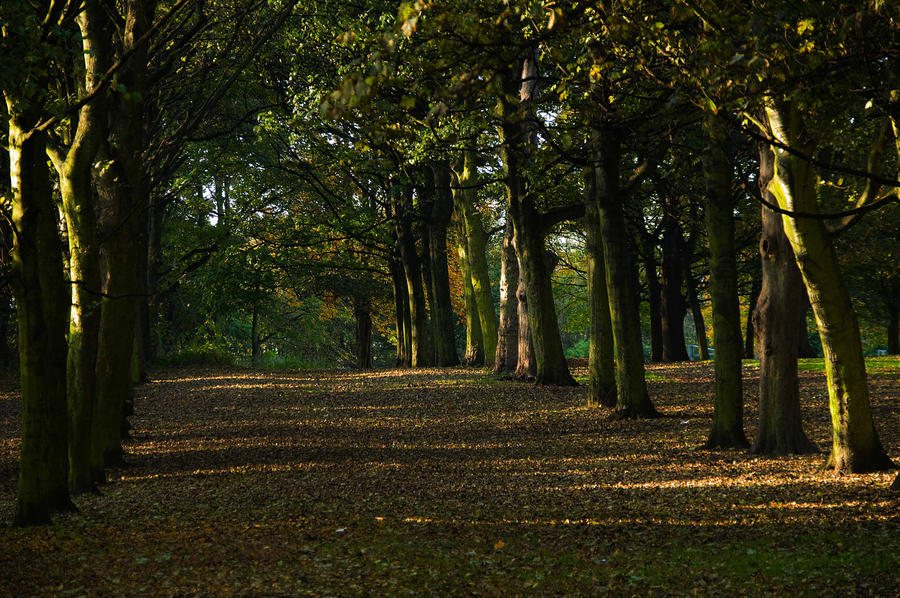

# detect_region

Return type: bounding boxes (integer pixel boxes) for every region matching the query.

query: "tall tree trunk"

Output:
[390,258,412,367]
[644,256,664,362]
[48,1,110,492]
[686,273,710,361]
[455,219,484,365]
[593,127,657,417]
[702,117,748,449]
[494,218,519,373]
[584,163,616,407]
[659,204,690,362]
[6,110,73,525]
[499,58,574,386]
[765,103,891,471]
[888,306,899,355]
[454,150,497,366]
[392,185,428,367]
[751,142,816,455]
[514,254,536,380]
[93,0,156,471]
[428,164,459,366]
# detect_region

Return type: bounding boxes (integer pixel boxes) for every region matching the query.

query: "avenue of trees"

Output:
[2,0,899,524]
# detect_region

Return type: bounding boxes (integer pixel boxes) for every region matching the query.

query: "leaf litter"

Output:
[0,360,898,596]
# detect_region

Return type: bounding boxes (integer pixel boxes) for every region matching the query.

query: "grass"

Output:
[0,360,897,596]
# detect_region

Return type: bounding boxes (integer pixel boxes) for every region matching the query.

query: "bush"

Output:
[159,342,234,366]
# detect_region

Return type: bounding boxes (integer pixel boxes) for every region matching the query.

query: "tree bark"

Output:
[391,185,429,367]
[593,127,657,417]
[499,58,574,386]
[455,218,484,365]
[686,273,709,361]
[6,110,73,525]
[751,142,817,456]
[454,150,497,366]
[428,164,460,366]
[659,199,690,362]
[888,306,899,355]
[390,258,412,367]
[514,254,536,380]
[48,0,110,493]
[93,0,157,472]
[702,117,748,449]
[644,256,663,362]
[584,163,616,407]
[765,103,891,471]
[494,218,519,373]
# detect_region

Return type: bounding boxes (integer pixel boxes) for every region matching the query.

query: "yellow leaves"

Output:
[797,18,815,35]
[493,539,505,550]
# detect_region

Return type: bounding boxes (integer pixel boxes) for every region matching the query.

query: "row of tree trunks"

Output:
[391,184,429,367]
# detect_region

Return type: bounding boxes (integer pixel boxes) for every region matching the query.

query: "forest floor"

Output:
[1,358,898,596]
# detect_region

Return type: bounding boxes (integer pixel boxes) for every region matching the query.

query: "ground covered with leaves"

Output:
[1,359,898,596]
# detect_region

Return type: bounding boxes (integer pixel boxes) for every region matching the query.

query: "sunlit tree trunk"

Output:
[752,143,815,455]
[499,58,574,386]
[454,217,484,365]
[494,219,519,373]
[765,102,891,471]
[6,109,73,524]
[514,253,536,380]
[584,162,616,407]
[48,1,110,492]
[702,117,747,449]
[390,258,412,367]
[454,150,497,366]
[593,127,657,417]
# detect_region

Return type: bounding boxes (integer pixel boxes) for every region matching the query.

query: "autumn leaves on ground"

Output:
[1,360,898,596]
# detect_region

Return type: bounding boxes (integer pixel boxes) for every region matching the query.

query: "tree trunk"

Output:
[888,306,899,355]
[251,297,260,363]
[644,256,663,362]
[354,297,373,369]
[494,218,519,373]
[454,150,497,366]
[659,204,690,362]
[514,257,536,380]
[49,1,111,493]
[455,219,484,366]
[751,142,817,455]
[390,258,412,367]
[428,164,460,366]
[93,0,155,472]
[7,110,73,525]
[702,117,748,449]
[593,128,657,417]
[765,103,891,471]
[744,278,761,359]
[687,273,710,361]
[392,185,429,367]
[584,163,616,407]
